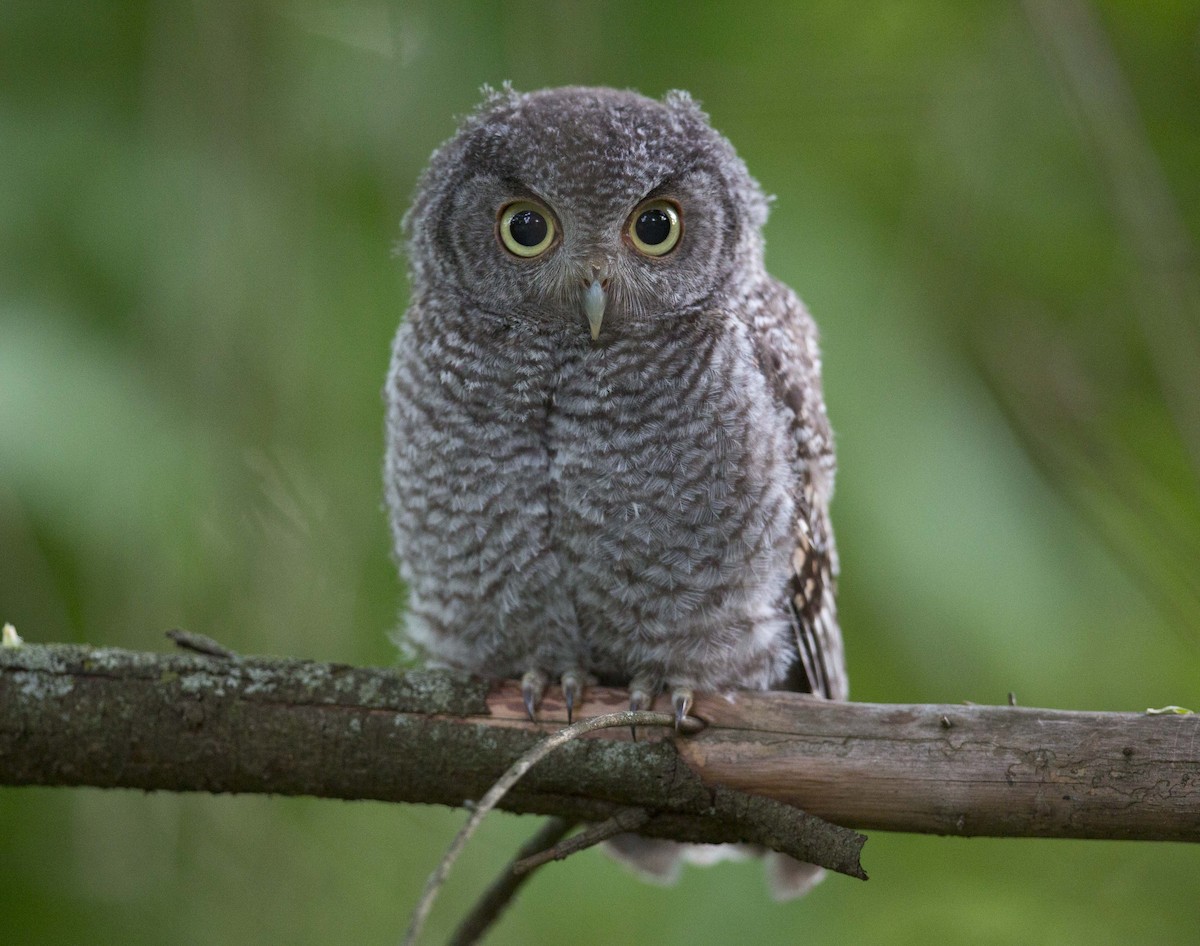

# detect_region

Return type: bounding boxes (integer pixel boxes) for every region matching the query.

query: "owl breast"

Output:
[386,296,799,692]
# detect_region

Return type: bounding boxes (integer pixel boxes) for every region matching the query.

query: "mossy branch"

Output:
[1,643,1196,866]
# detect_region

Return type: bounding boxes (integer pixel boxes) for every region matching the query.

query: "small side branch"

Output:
[513,808,649,875]
[404,712,687,946]
[1,643,1197,844]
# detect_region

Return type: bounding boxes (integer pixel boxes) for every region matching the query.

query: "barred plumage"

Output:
[385,85,845,897]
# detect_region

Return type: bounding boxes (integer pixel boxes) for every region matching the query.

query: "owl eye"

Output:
[498,201,556,258]
[628,199,681,256]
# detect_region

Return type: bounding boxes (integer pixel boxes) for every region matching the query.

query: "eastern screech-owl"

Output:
[385,85,846,898]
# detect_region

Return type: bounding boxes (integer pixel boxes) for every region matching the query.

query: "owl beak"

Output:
[583,279,606,341]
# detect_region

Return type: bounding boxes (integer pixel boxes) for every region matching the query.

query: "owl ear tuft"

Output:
[662,89,708,121]
[479,82,521,110]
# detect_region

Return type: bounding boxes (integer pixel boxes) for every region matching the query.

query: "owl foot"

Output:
[520,669,548,721]
[627,675,657,741]
[670,687,694,731]
[560,670,584,724]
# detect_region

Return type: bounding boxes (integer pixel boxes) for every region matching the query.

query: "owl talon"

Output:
[521,669,548,721]
[627,693,643,741]
[671,687,694,730]
[561,671,584,724]
[628,677,655,741]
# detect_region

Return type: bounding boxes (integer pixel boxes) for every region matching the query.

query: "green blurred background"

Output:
[3,1,1198,943]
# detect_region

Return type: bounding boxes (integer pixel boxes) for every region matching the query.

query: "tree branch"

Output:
[512,808,649,875]
[1,643,1196,852]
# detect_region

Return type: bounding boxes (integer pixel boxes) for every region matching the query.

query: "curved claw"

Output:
[628,693,644,742]
[521,669,547,722]
[671,687,694,731]
[561,671,583,724]
[628,678,655,742]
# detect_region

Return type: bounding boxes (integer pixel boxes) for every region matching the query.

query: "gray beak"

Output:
[583,279,606,341]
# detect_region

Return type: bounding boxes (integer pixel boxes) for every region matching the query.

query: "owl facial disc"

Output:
[583,278,606,340]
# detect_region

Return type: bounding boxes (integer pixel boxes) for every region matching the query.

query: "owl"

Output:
[384,85,845,898]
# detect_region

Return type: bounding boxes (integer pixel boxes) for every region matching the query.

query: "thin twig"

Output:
[400,710,679,946]
[446,816,575,946]
[512,807,650,875]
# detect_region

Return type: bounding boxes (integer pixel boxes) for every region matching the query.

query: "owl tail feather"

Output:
[602,835,826,900]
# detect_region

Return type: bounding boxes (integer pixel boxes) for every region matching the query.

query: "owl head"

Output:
[404,85,770,340]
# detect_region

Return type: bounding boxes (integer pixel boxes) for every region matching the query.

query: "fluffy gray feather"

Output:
[384,85,845,897]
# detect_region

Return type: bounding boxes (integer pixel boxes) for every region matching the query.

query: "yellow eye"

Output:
[498,201,556,257]
[628,199,681,256]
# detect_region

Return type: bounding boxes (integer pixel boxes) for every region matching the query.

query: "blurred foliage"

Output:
[2,1,1198,943]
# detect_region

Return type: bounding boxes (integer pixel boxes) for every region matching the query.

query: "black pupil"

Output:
[509,210,547,247]
[635,208,672,246]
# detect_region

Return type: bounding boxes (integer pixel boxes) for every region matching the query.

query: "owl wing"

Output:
[749,280,847,700]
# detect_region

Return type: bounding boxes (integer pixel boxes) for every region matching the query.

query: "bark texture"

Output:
[1,643,1196,858]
